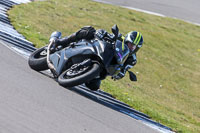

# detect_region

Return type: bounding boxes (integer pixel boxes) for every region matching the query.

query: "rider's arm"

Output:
[123,53,137,71]
[115,53,137,79]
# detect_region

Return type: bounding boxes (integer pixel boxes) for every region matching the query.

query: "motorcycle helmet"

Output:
[124,31,143,53]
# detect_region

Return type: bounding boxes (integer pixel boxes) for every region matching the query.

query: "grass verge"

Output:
[8,0,200,132]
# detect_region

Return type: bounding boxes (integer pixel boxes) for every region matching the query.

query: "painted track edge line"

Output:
[93,0,200,26]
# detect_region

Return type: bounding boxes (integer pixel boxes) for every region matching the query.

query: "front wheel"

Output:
[28,46,48,71]
[58,61,100,87]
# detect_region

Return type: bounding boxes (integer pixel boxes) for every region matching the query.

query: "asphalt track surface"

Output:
[0,42,161,133]
[95,0,200,25]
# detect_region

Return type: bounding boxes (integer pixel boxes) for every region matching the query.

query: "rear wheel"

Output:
[58,59,100,87]
[28,46,48,71]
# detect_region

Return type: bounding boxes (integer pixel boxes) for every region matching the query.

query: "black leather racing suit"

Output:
[56,26,137,90]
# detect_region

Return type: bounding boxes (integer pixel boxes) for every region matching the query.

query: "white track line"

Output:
[93,0,200,26]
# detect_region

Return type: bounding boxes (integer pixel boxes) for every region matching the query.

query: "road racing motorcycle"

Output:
[28,25,137,89]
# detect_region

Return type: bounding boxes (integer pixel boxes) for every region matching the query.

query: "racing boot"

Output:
[85,78,101,91]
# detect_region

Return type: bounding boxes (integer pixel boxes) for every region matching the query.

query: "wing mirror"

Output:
[128,71,137,81]
[111,24,119,41]
[49,31,62,42]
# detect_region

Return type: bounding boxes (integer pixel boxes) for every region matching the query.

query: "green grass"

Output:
[8,0,200,132]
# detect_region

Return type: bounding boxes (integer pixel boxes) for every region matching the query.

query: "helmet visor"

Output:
[127,42,136,52]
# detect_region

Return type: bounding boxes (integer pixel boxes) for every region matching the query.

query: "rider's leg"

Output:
[56,33,76,47]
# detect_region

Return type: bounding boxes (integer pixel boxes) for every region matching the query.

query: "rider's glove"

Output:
[95,29,107,40]
[112,65,133,80]
[124,65,133,72]
[113,72,125,80]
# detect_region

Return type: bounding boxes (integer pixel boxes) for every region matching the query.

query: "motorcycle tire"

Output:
[58,63,100,87]
[28,46,48,71]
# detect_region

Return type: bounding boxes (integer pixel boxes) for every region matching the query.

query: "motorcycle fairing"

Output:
[65,42,96,59]
[50,50,66,75]
[100,40,115,67]
[50,41,97,75]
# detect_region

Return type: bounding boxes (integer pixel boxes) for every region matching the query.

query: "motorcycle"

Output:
[28,25,137,90]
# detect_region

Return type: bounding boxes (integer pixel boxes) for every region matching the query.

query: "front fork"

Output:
[47,40,58,78]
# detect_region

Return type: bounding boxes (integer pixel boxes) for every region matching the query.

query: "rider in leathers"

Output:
[55,26,143,90]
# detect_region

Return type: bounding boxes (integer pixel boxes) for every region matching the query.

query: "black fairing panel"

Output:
[64,42,95,60]
[50,41,97,75]
[50,50,66,75]
[101,42,115,67]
